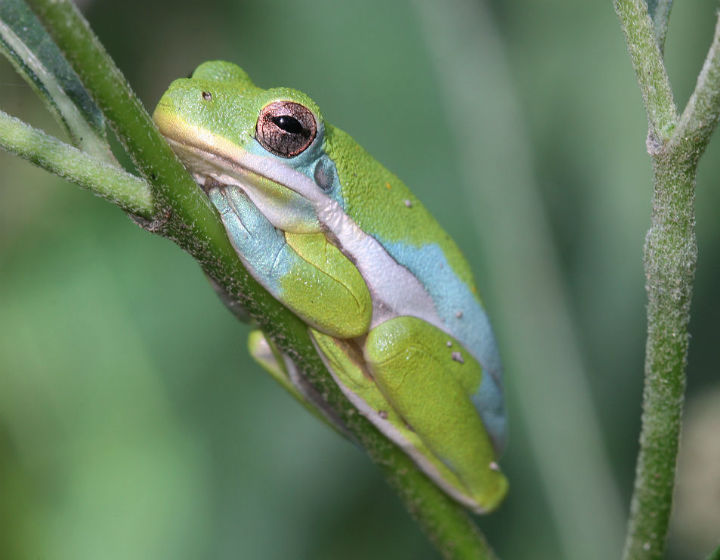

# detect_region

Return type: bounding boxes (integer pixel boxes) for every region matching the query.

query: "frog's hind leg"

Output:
[248,330,347,436]
[364,316,508,513]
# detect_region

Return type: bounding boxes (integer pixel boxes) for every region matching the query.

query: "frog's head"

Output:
[153,61,339,234]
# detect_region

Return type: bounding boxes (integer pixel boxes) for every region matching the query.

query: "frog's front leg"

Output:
[364,316,508,513]
[209,185,372,338]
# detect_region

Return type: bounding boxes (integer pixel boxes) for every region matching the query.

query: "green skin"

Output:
[153,61,507,513]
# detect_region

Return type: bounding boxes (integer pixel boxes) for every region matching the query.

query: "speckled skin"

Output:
[153,61,507,513]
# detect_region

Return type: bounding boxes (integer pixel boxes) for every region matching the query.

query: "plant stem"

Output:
[0,109,152,217]
[624,153,696,560]
[671,17,720,158]
[615,4,720,560]
[615,0,677,144]
[18,1,498,556]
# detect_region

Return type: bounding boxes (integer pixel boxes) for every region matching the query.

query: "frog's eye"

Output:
[256,101,317,157]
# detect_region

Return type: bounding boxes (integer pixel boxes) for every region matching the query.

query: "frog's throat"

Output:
[159,122,445,333]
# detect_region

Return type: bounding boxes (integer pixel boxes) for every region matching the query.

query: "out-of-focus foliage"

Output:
[672,388,720,557]
[0,0,718,558]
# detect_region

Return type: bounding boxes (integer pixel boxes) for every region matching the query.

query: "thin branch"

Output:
[614,0,677,144]
[670,14,720,158]
[646,0,674,54]
[0,109,152,217]
[18,1,498,557]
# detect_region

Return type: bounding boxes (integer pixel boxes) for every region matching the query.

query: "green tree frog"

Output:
[153,61,508,513]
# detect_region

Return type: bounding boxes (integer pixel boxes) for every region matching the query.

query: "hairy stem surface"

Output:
[616,4,720,560]
[0,109,152,216]
[623,155,696,560]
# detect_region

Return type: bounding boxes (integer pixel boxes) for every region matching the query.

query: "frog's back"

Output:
[324,125,506,451]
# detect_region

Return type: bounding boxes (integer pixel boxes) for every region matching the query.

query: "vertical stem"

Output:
[614,3,720,559]
[622,154,696,560]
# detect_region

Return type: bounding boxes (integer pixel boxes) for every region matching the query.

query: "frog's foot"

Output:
[248,330,348,437]
[364,316,508,513]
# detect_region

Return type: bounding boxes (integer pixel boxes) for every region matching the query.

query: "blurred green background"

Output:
[1,0,719,558]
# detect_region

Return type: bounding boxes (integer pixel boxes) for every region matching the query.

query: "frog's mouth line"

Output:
[162,135,279,192]
[159,131,324,234]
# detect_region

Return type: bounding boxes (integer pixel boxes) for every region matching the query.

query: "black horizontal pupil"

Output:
[272,115,306,135]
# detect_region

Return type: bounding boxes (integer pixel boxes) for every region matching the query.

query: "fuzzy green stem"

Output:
[0,109,152,217]
[20,1,497,557]
[615,0,677,143]
[623,154,696,560]
[670,16,720,159]
[616,6,720,560]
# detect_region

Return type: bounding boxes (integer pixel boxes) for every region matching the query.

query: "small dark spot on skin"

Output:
[378,410,388,420]
[455,310,463,319]
[404,199,412,208]
[446,340,453,348]
[202,91,212,101]
[451,351,464,364]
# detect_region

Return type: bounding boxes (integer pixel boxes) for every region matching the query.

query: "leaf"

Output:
[0,0,114,161]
